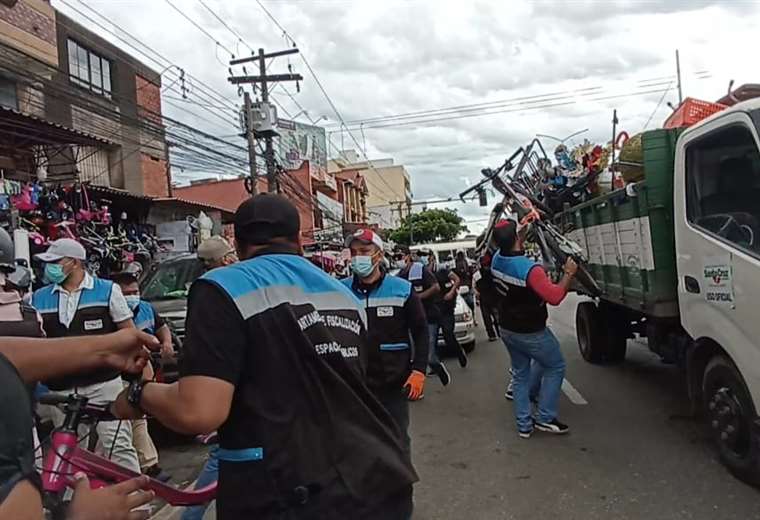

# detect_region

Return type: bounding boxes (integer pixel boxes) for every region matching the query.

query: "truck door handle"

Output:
[684,276,700,294]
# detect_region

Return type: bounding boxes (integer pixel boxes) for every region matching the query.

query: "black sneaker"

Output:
[436,363,451,386]
[145,464,172,482]
[456,347,468,368]
[488,336,498,342]
[535,418,569,435]
[504,381,514,401]
[518,423,533,439]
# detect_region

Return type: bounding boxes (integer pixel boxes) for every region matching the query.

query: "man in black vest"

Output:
[490,219,577,439]
[112,194,417,519]
[342,228,429,453]
[32,238,140,473]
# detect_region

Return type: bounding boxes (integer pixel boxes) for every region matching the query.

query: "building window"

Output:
[0,77,17,109]
[67,39,112,98]
[685,123,760,255]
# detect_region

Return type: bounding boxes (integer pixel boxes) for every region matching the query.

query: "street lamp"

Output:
[536,128,590,145]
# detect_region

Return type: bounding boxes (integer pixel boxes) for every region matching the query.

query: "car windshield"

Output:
[141,257,205,301]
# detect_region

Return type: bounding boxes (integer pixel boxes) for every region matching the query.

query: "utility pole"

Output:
[675,49,683,106]
[229,47,303,193]
[243,91,258,195]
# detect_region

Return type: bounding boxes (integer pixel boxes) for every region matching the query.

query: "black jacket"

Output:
[343,272,429,395]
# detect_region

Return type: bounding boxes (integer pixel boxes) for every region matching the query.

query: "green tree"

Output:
[389,209,468,246]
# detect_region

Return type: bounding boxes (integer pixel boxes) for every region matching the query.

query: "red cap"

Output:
[346,228,384,249]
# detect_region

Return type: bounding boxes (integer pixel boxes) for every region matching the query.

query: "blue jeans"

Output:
[501,327,565,431]
[181,444,219,520]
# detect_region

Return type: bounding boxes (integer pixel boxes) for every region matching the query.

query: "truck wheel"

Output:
[599,303,627,364]
[702,355,760,485]
[576,302,605,363]
[576,302,627,364]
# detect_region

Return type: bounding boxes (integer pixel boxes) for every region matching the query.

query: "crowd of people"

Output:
[0,192,578,519]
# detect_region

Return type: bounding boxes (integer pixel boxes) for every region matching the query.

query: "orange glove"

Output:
[404,370,425,401]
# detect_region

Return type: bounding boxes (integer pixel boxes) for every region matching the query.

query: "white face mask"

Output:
[125,295,141,310]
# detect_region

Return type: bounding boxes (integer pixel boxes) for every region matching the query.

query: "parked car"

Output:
[140,253,203,383]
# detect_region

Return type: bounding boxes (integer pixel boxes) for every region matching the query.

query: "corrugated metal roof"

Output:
[0,105,113,146]
[153,196,234,216]
[87,184,153,201]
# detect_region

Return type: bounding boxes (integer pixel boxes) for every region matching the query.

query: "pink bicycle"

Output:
[39,393,216,519]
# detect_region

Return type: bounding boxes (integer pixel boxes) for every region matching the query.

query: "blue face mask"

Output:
[125,295,141,310]
[44,263,68,285]
[351,255,376,278]
[419,256,429,266]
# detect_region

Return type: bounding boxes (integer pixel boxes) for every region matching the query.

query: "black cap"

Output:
[492,218,517,250]
[234,193,300,245]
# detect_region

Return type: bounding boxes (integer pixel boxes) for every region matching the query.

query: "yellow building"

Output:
[328,150,412,230]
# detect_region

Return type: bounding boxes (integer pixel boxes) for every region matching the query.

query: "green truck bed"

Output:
[561,128,682,317]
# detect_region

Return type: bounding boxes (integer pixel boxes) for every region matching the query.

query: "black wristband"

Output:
[126,380,150,412]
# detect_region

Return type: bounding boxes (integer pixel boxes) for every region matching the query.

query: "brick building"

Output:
[0,0,169,196]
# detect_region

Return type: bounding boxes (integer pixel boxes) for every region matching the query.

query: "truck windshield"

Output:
[141,257,204,301]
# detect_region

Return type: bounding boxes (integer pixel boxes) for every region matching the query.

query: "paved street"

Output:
[154,295,760,519]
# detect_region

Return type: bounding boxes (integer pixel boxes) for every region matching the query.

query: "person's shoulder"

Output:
[383,273,412,293]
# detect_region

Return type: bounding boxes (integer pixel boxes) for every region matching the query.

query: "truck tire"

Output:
[576,302,605,363]
[599,302,627,364]
[576,302,627,364]
[702,355,760,485]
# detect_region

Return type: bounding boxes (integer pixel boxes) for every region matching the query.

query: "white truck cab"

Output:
[673,98,760,483]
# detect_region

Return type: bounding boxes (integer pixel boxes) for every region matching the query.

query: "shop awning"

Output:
[0,105,112,148]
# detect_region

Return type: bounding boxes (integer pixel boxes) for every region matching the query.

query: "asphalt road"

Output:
[154,295,760,519]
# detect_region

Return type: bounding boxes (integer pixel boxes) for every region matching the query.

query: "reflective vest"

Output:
[32,278,118,389]
[491,251,548,333]
[133,301,156,334]
[342,273,413,394]
[202,252,417,517]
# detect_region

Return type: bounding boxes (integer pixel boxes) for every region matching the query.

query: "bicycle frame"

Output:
[40,394,217,507]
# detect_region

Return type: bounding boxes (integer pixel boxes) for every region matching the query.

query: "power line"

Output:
[164,0,235,57]
[197,0,255,54]
[253,0,406,203]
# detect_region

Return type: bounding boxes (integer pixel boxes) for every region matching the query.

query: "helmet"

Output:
[0,228,14,273]
[6,265,31,290]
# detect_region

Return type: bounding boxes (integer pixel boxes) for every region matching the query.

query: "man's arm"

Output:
[405,292,429,374]
[526,259,577,306]
[113,281,245,434]
[417,268,440,301]
[150,306,174,357]
[0,329,159,384]
[0,479,42,520]
[443,270,461,301]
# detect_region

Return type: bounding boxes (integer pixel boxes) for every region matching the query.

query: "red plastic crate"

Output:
[663,97,727,129]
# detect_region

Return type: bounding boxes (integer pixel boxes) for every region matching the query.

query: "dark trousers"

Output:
[480,301,499,339]
[436,311,461,354]
[379,391,411,454]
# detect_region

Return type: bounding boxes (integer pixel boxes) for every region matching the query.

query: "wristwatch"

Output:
[126,380,151,412]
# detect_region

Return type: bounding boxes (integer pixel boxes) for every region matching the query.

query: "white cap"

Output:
[35,238,86,262]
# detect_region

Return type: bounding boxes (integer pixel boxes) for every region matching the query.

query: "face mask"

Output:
[44,263,68,285]
[351,255,376,278]
[419,256,429,266]
[125,295,141,310]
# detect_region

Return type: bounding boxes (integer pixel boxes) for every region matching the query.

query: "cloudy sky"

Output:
[55,0,760,233]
